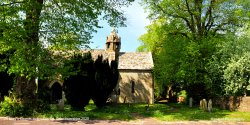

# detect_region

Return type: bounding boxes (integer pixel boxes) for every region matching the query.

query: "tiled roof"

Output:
[118,52,154,70]
[52,49,154,70]
[80,49,111,61]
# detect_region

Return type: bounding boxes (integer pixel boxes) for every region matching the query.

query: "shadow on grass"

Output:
[141,103,230,121]
[37,102,250,122]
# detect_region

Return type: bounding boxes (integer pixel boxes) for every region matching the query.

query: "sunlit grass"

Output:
[35,102,250,121]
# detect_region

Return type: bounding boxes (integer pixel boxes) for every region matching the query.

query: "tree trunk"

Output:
[15,0,44,108]
[15,76,37,108]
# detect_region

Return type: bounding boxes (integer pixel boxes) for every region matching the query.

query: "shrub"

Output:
[36,82,51,112]
[0,95,32,117]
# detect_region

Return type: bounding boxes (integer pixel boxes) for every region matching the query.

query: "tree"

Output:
[207,32,250,96]
[0,0,134,109]
[143,0,249,40]
[63,54,119,110]
[92,56,119,108]
[140,0,249,101]
[63,53,94,110]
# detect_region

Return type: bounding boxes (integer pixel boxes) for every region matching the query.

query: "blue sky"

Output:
[90,0,150,52]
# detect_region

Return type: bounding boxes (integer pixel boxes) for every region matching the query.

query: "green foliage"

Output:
[0,95,33,117]
[36,81,51,113]
[139,0,250,100]
[177,90,187,98]
[208,33,250,96]
[143,0,249,39]
[0,0,134,108]
[224,53,250,95]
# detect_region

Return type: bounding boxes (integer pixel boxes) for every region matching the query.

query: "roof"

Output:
[52,49,154,70]
[118,52,154,70]
[80,49,111,61]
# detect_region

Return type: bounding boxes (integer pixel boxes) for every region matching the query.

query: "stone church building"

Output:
[49,29,154,104]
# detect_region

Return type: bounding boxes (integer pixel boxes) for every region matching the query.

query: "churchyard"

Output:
[30,101,250,122]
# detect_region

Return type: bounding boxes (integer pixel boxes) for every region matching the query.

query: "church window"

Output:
[107,43,110,48]
[131,81,135,93]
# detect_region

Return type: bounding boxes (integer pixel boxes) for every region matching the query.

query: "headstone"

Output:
[189,97,193,107]
[199,100,203,110]
[200,99,208,111]
[57,99,64,111]
[207,99,212,112]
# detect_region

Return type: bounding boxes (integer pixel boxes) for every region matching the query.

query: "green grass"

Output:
[34,102,250,122]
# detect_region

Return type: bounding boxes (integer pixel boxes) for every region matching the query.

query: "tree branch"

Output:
[194,0,202,37]
[204,0,215,35]
[152,2,194,36]
[168,31,188,38]
[185,0,196,35]
[169,14,193,32]
[212,22,229,35]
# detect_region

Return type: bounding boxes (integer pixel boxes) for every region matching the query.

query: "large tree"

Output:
[143,0,249,39]
[139,0,249,101]
[0,0,133,108]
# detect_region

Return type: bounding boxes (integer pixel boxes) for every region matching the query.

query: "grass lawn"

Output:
[35,101,250,122]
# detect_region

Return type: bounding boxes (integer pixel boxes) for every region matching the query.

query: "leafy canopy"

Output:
[139,0,249,98]
[0,0,134,78]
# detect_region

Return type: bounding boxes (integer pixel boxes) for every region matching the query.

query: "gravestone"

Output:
[207,99,212,112]
[200,99,207,111]
[189,97,193,107]
[57,99,64,111]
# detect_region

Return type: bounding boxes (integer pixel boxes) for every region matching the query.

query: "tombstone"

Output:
[110,94,117,103]
[57,99,64,111]
[200,99,207,111]
[199,100,203,110]
[207,99,212,112]
[189,97,193,107]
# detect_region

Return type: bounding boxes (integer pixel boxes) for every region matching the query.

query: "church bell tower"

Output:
[106,28,121,53]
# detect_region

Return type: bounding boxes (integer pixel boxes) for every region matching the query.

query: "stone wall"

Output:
[117,70,154,104]
[238,97,250,112]
[214,96,250,112]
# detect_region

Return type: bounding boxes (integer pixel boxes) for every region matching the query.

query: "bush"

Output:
[36,82,51,112]
[0,95,32,117]
[36,99,50,113]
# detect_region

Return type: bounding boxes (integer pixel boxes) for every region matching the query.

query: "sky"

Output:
[90,0,150,52]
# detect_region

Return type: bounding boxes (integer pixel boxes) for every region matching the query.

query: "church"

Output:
[48,29,154,104]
